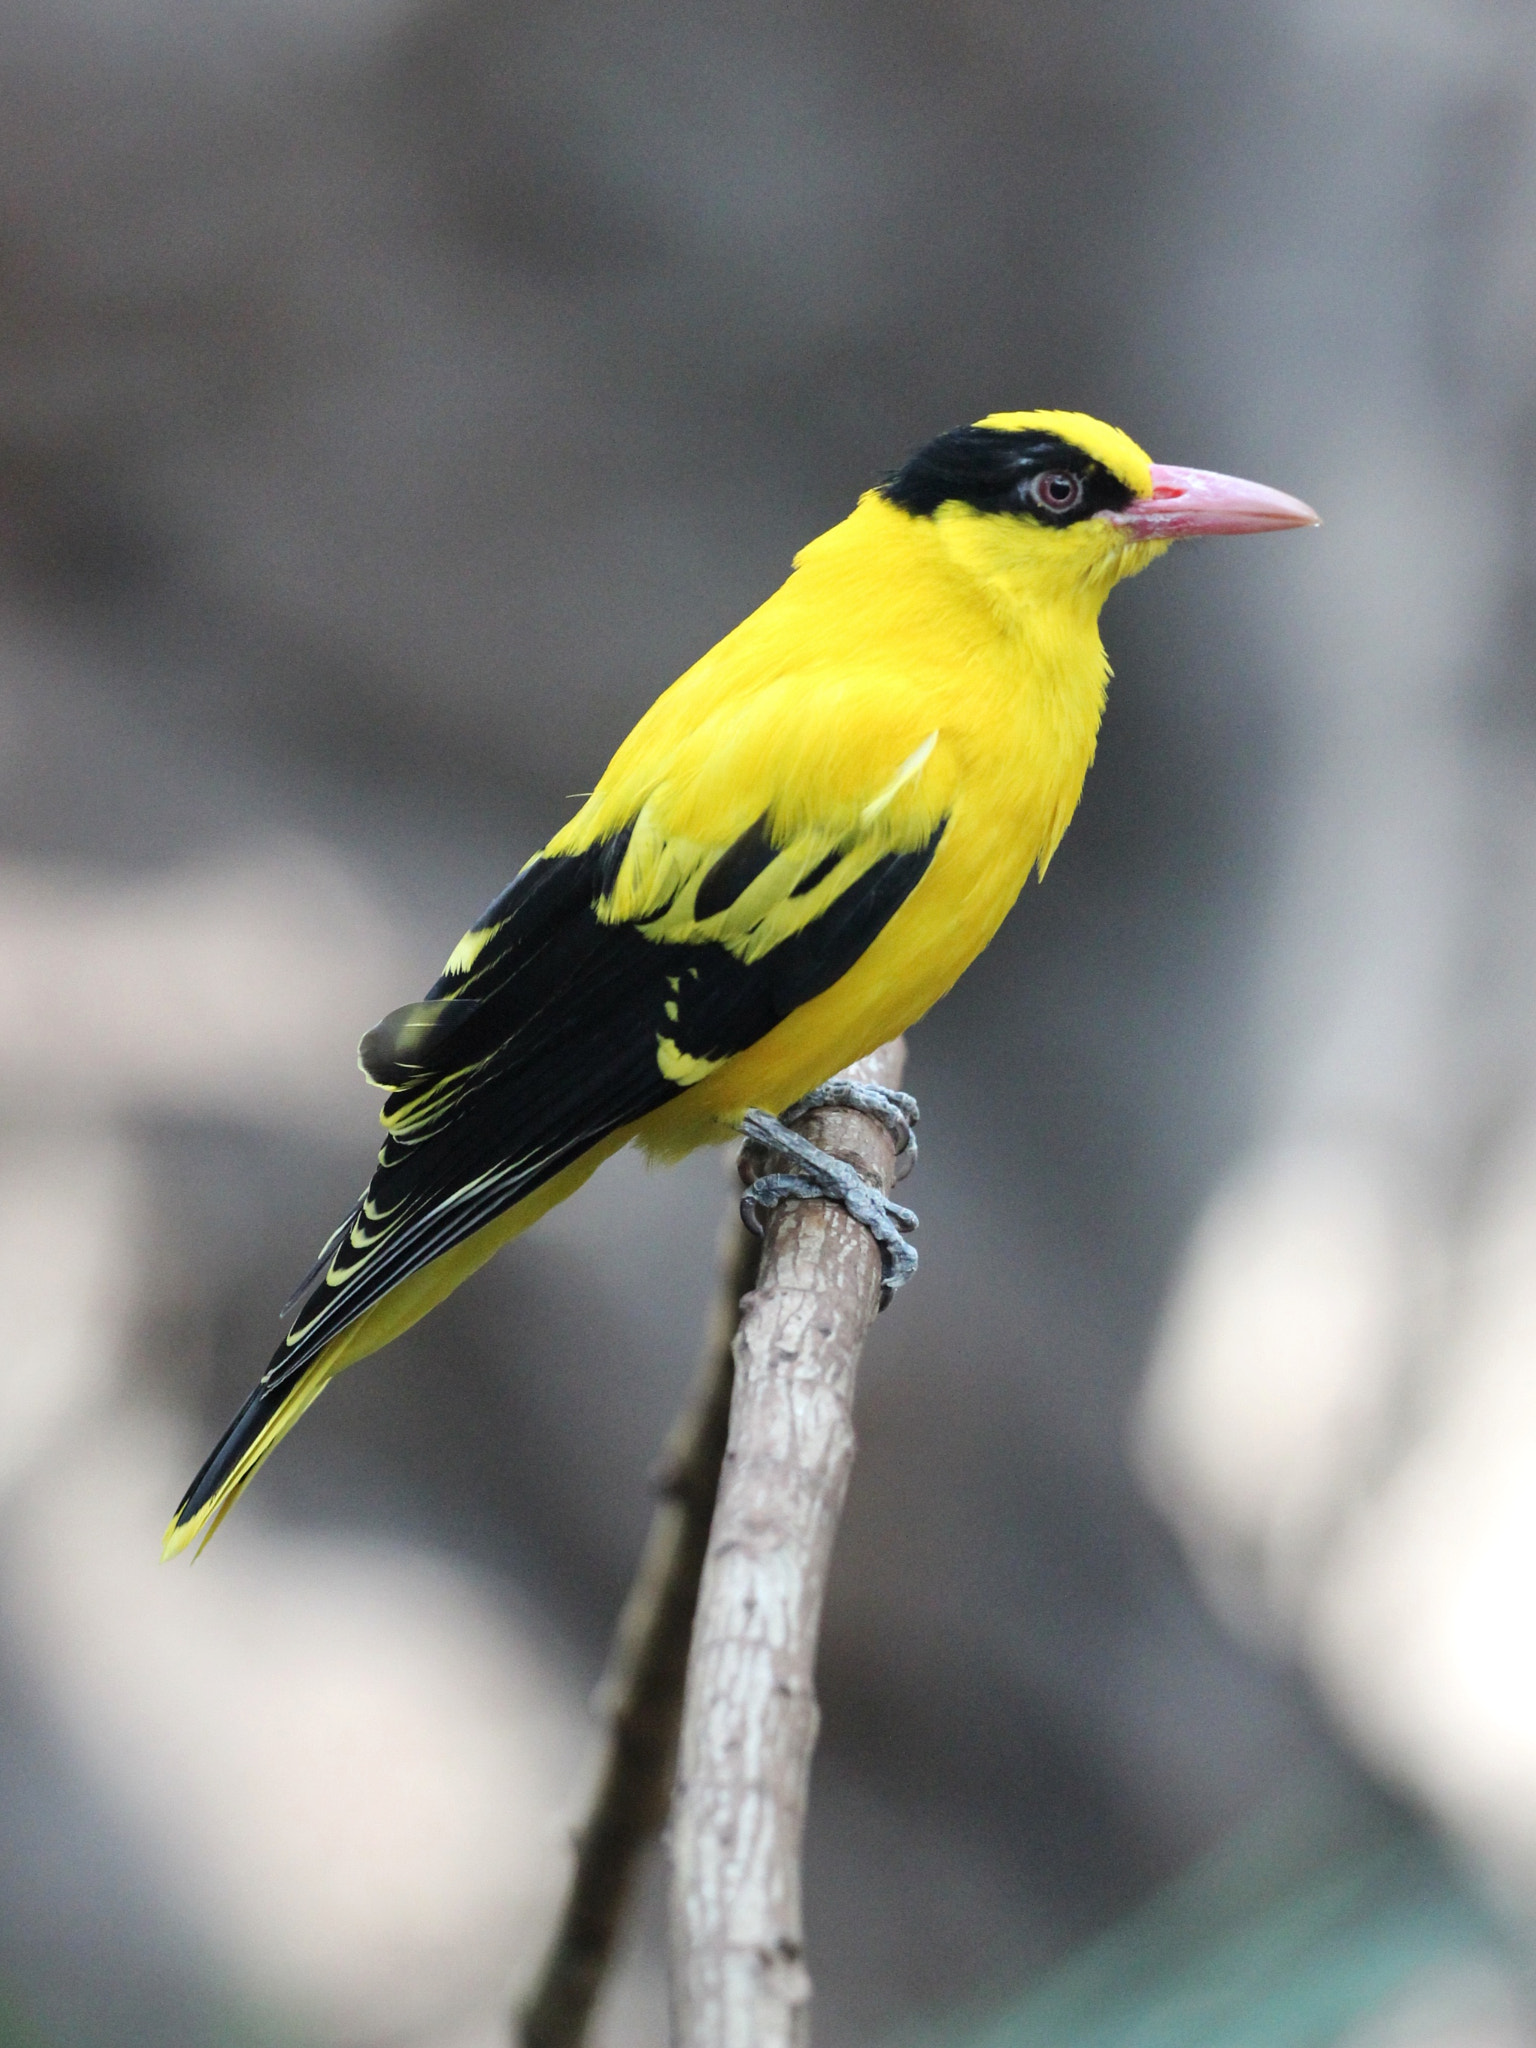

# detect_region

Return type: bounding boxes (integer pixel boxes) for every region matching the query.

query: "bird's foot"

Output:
[738,1090,920,1310]
[782,1079,919,1177]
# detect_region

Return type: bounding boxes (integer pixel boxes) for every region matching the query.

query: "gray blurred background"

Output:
[4,2,1536,2043]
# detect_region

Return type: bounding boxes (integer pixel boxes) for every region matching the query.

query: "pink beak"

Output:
[1107,463,1319,539]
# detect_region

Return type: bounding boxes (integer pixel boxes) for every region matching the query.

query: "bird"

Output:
[164,410,1316,1557]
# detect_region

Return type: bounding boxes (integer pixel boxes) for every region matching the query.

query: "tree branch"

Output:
[668,1039,909,2048]
[519,1204,758,2048]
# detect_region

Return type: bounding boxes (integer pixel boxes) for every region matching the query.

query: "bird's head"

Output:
[876,409,1317,614]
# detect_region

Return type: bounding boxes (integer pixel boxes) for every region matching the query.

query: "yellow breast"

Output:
[620,490,1118,1155]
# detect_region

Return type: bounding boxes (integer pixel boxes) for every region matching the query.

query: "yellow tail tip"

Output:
[160,1348,346,1563]
[160,1482,246,1562]
[161,1515,196,1562]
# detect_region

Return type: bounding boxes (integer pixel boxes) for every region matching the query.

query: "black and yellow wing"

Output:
[165,801,944,1551]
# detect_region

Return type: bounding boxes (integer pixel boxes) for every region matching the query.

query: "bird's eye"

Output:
[1028,470,1085,515]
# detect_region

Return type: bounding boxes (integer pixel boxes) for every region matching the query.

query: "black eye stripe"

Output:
[879,426,1135,525]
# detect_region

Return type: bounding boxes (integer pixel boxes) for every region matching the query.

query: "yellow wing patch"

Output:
[595,727,945,978]
[607,818,881,966]
[657,1039,725,1085]
[444,922,498,977]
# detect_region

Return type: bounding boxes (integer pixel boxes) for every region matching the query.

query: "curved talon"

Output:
[738,1105,920,1309]
[782,1080,920,1173]
[739,1170,827,1238]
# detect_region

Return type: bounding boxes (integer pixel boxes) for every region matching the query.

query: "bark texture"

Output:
[668,1041,908,2048]
[520,1208,758,2048]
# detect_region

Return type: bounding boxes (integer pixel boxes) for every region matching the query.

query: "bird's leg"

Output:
[737,1087,920,1309]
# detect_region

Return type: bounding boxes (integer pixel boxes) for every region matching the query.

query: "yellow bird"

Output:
[165,410,1315,1557]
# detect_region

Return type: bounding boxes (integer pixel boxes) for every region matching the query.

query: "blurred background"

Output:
[2,1,1536,2042]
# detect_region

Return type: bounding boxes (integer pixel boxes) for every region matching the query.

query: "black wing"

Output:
[284,815,945,1388]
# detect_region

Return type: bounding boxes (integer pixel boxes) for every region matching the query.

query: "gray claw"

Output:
[738,1105,920,1308]
[782,1080,920,1174]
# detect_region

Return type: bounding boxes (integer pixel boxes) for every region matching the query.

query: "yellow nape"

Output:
[974,409,1155,498]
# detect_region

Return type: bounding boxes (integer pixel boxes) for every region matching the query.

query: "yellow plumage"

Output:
[165,410,1314,1557]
